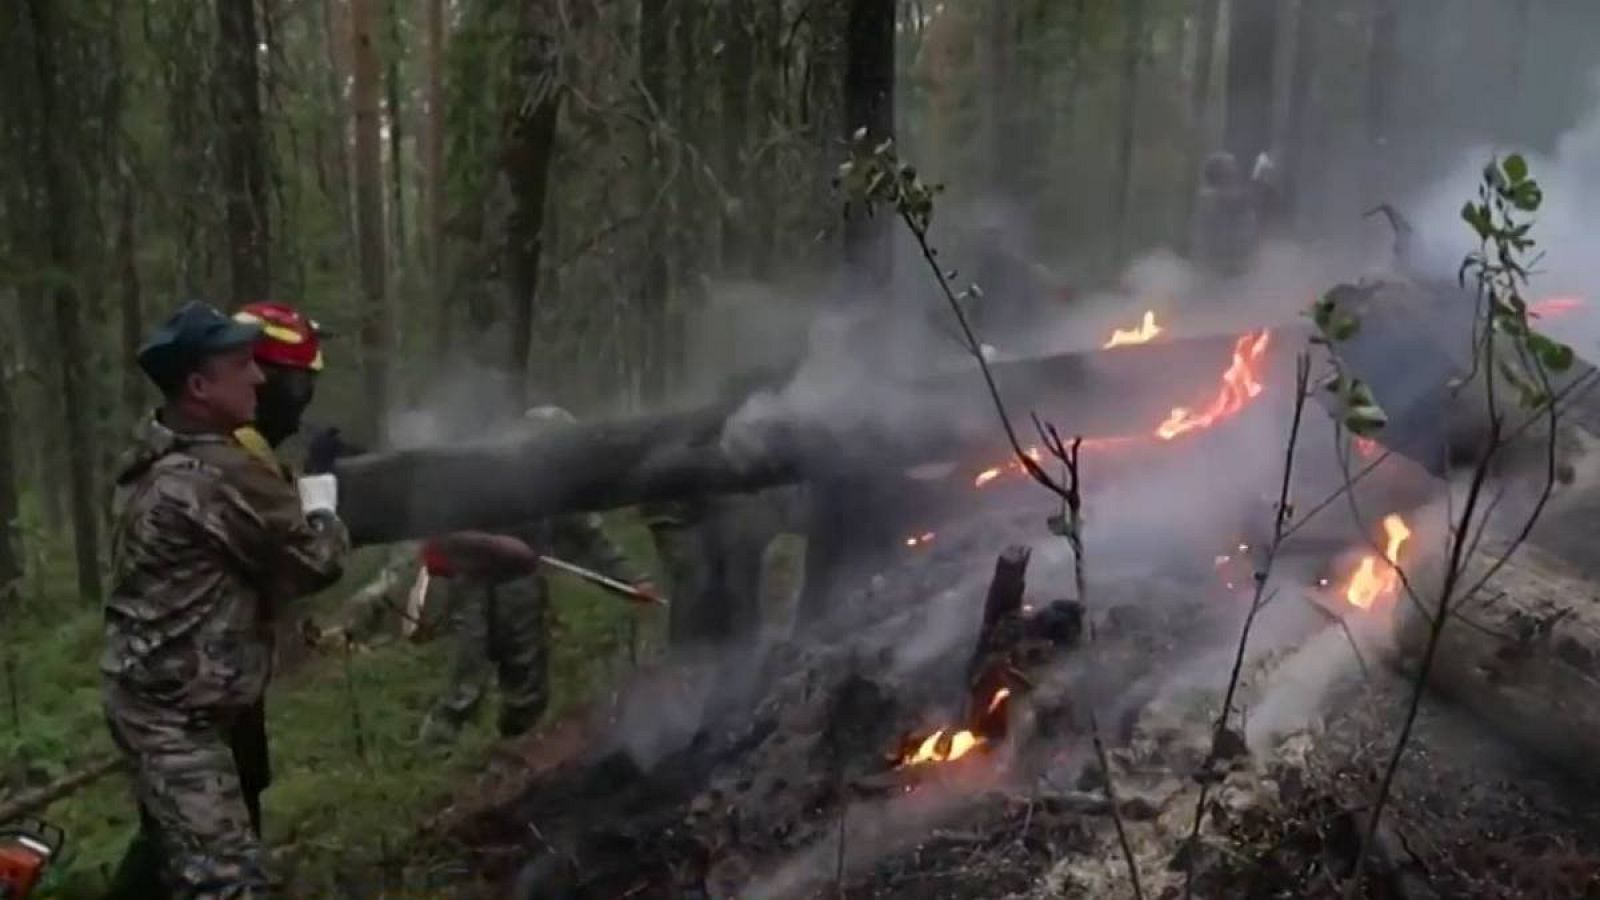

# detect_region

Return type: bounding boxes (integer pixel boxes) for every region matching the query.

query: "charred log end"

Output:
[967,545,1031,680]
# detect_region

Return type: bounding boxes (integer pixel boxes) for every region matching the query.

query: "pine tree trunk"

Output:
[1224,0,1277,168]
[841,0,895,287]
[1113,0,1145,260]
[25,0,102,604]
[638,0,670,401]
[322,0,357,258]
[1281,0,1319,227]
[351,0,390,440]
[215,0,272,302]
[118,177,144,424]
[386,3,407,263]
[1181,0,1222,249]
[424,0,447,354]
[719,0,753,273]
[0,360,19,612]
[800,0,896,628]
[502,6,561,409]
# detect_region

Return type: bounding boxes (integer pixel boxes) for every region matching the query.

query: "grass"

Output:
[2,517,664,898]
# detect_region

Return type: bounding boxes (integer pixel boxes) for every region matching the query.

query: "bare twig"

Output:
[1051,436,1146,900]
[1183,353,1312,899]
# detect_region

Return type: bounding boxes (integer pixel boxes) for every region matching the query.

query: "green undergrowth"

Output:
[2,517,664,898]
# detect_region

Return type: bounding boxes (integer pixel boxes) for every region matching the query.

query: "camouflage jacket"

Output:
[101,416,350,711]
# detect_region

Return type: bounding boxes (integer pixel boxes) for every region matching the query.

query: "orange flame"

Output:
[899,687,1010,767]
[970,328,1274,488]
[1156,330,1273,441]
[1104,310,1164,349]
[1344,514,1413,609]
[901,729,983,765]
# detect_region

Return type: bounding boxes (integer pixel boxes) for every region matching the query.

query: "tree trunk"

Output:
[117,177,144,423]
[719,0,754,273]
[0,361,19,612]
[1181,0,1222,250]
[386,1,407,262]
[1224,0,1277,169]
[424,0,447,355]
[502,6,562,409]
[1113,0,1145,260]
[841,0,895,287]
[637,0,670,401]
[215,0,272,302]
[351,0,390,441]
[1281,0,1319,227]
[321,0,357,258]
[25,0,102,604]
[984,0,1017,200]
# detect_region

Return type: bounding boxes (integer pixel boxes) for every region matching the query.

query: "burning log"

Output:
[335,332,1298,545]
[1395,541,1600,778]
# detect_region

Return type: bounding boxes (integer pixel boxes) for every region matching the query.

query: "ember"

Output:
[1344,513,1412,609]
[1104,310,1163,348]
[904,531,936,548]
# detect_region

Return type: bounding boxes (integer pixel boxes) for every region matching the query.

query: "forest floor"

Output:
[1,517,665,899]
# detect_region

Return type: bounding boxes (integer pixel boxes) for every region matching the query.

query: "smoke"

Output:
[1406,70,1600,358]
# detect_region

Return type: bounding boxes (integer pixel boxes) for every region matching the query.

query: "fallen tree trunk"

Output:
[1396,540,1600,778]
[336,333,1296,545]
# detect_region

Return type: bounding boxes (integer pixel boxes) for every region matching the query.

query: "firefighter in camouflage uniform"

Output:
[417,405,657,745]
[101,301,350,898]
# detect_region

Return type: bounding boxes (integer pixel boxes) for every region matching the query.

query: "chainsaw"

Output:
[0,819,63,899]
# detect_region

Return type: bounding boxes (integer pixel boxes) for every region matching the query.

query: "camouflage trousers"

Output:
[429,575,550,737]
[102,680,274,899]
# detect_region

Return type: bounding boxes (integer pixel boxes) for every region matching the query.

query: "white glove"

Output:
[297,473,339,517]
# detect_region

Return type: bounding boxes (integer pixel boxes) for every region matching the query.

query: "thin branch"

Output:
[1184,353,1312,899]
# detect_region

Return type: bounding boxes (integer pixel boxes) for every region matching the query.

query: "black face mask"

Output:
[254,364,318,447]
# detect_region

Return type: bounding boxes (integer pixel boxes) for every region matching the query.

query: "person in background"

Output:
[416,405,658,745]
[1189,151,1261,277]
[101,301,349,898]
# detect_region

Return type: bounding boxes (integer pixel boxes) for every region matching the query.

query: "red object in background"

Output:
[233,302,326,372]
[420,540,456,577]
[0,820,64,899]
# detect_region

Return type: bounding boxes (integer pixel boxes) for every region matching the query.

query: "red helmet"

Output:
[232,302,325,372]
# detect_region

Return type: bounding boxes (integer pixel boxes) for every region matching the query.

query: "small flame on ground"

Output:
[1344,513,1413,609]
[1104,310,1163,349]
[899,687,1010,767]
[902,729,983,765]
[904,531,937,548]
[972,447,1042,487]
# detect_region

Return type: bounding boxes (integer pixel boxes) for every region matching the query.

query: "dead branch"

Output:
[0,755,125,823]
